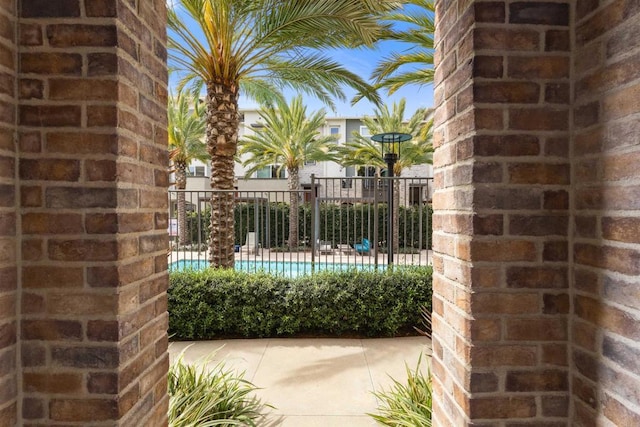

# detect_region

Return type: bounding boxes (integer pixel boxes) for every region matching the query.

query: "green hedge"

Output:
[187,203,433,249]
[168,267,432,340]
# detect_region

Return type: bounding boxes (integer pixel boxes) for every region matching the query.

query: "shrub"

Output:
[186,202,433,250]
[168,354,271,426]
[368,354,432,426]
[168,267,432,340]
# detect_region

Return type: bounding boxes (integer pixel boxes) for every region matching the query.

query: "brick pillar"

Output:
[432,1,571,425]
[0,0,18,425]
[572,2,640,425]
[18,1,169,425]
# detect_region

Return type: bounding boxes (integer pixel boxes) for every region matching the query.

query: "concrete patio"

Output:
[169,336,430,426]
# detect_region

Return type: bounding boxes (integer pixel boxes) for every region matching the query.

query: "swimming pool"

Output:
[169,259,380,277]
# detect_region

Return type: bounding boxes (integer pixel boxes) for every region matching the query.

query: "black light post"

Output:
[371,132,412,266]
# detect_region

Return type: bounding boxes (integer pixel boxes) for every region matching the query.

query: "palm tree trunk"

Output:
[288,167,300,248]
[206,82,239,268]
[175,163,188,246]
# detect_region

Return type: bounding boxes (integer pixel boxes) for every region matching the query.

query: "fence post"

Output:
[373,176,379,268]
[310,174,316,270]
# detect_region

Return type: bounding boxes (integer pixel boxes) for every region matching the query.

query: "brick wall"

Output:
[15,0,169,425]
[0,0,17,425]
[572,2,640,425]
[432,1,572,425]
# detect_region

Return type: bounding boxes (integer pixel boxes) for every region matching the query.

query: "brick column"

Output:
[18,1,168,425]
[572,2,640,425]
[432,1,571,425]
[0,0,18,425]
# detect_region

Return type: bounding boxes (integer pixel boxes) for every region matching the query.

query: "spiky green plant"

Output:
[168,354,272,426]
[368,353,432,427]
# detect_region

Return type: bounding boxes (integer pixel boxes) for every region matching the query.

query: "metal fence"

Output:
[168,176,433,276]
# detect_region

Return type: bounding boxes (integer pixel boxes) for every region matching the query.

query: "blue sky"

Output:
[237,43,435,118]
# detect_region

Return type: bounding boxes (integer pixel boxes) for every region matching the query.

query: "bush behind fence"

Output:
[186,202,433,249]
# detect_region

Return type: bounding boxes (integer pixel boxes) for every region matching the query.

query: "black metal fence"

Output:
[168,176,433,276]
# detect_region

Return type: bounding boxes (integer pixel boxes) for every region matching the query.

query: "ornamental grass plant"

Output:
[168,352,271,427]
[368,354,432,427]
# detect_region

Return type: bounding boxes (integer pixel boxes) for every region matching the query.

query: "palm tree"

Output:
[354,0,434,102]
[168,0,392,268]
[168,91,208,246]
[238,96,338,248]
[337,98,433,252]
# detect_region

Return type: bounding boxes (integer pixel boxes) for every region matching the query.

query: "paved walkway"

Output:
[169,336,431,426]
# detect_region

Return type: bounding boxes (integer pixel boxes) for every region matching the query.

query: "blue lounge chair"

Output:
[354,238,370,255]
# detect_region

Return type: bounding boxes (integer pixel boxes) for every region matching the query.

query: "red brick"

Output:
[507,267,567,289]
[18,78,42,99]
[470,396,536,418]
[509,2,569,25]
[545,83,570,104]
[473,55,503,78]
[46,132,118,154]
[21,0,80,17]
[19,106,81,127]
[543,293,570,314]
[24,372,82,394]
[49,79,118,101]
[21,213,83,234]
[47,24,116,47]
[603,275,640,311]
[50,399,118,422]
[22,320,82,341]
[87,105,118,127]
[509,108,569,131]
[475,2,505,22]
[509,215,567,236]
[470,240,537,262]
[542,396,569,417]
[472,293,539,314]
[48,293,117,316]
[505,318,567,340]
[602,392,640,426]
[546,30,570,51]
[22,266,83,289]
[19,23,42,46]
[542,343,568,366]
[508,163,570,184]
[506,369,568,391]
[475,82,539,104]
[88,52,118,76]
[575,243,640,275]
[508,56,570,79]
[543,241,568,261]
[474,28,540,51]
[52,345,119,369]
[20,53,82,75]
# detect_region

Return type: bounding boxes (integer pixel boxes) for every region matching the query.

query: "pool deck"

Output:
[169,336,431,426]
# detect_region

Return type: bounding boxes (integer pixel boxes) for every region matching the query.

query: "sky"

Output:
[237,43,435,118]
[167,2,435,120]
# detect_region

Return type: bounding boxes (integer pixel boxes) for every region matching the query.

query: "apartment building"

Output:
[176,108,434,204]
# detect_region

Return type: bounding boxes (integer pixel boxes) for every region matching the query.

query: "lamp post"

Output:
[371,132,412,266]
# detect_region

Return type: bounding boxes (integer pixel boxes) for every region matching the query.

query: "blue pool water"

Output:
[170,259,379,277]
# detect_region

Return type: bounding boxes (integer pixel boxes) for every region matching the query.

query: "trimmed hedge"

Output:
[187,202,433,250]
[168,267,432,340]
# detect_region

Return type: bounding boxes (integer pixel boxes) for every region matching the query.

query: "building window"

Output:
[409,186,424,205]
[359,126,371,137]
[256,165,286,179]
[188,166,206,176]
[330,126,340,135]
[304,160,317,166]
[341,178,353,188]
